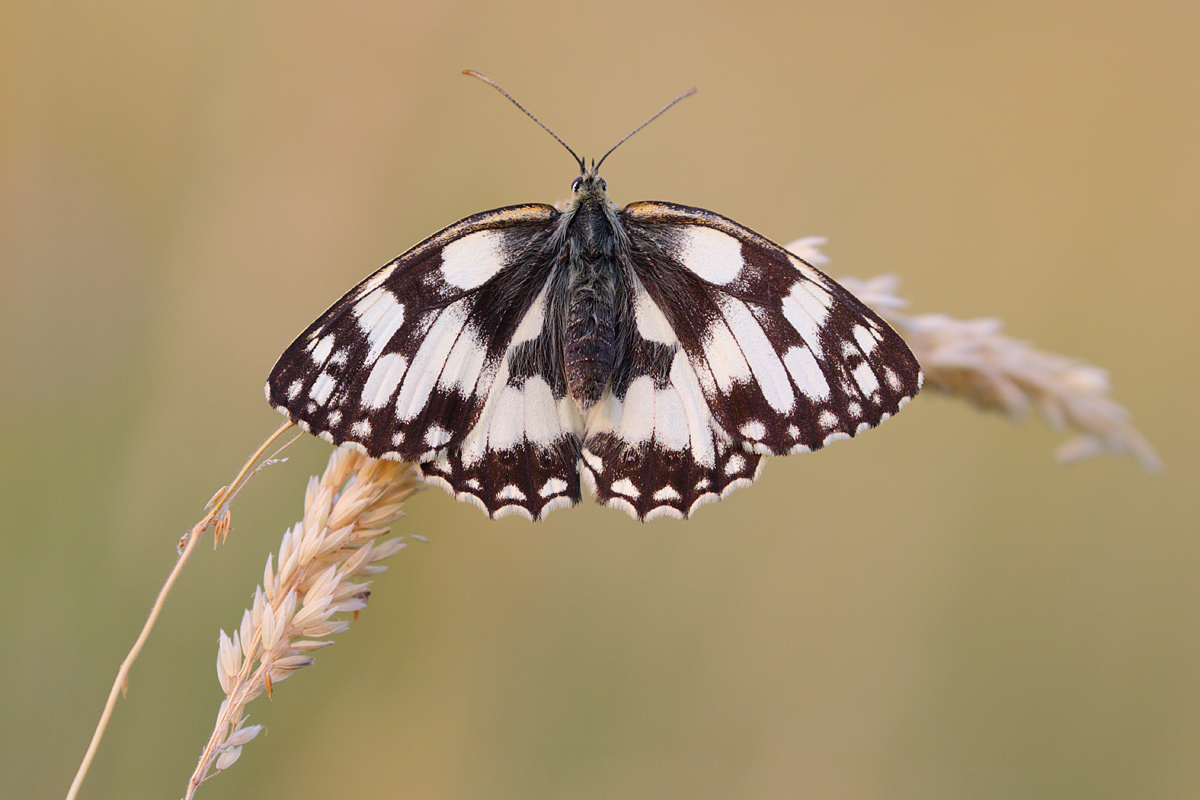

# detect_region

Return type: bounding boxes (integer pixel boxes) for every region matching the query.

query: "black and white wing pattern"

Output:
[579,202,923,519]
[267,191,921,521]
[266,204,584,520]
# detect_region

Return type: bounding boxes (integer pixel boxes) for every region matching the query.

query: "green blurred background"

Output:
[4,2,1197,798]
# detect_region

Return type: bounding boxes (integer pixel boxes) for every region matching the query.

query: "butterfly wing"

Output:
[581,201,923,519]
[266,203,583,519]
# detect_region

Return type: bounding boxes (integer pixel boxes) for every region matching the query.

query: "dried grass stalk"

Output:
[787,238,1160,471]
[185,447,421,798]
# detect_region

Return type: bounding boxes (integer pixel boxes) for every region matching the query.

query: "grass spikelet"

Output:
[184,447,421,798]
[816,266,1161,471]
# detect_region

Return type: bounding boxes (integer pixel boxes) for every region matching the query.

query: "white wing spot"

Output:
[441,230,506,290]
[391,431,404,446]
[634,282,678,344]
[818,410,838,429]
[847,401,861,418]
[884,367,902,391]
[852,362,880,396]
[478,374,561,454]
[355,263,396,297]
[425,425,451,449]
[354,291,406,362]
[611,478,641,498]
[670,351,717,468]
[394,301,470,422]
[854,325,878,355]
[361,352,409,410]
[781,281,830,347]
[782,346,830,401]
[702,319,752,392]
[497,484,526,501]
[519,375,564,447]
[653,485,681,502]
[466,478,482,490]
[311,335,335,365]
[724,453,747,476]
[436,329,488,393]
[787,254,827,283]
[310,372,337,406]
[350,420,372,437]
[719,298,794,414]
[328,410,342,426]
[651,384,690,451]
[589,361,697,461]
[620,377,657,444]
[740,420,766,440]
[680,226,744,285]
[540,478,568,497]
[287,380,303,401]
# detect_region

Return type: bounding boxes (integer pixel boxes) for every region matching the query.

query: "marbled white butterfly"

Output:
[267,73,922,521]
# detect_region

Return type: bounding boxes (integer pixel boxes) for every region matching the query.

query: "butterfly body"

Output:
[267,163,922,521]
[558,170,626,410]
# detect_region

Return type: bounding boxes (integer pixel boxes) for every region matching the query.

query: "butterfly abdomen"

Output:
[563,267,617,410]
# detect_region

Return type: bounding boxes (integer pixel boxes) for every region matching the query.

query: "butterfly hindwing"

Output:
[420,299,585,519]
[266,203,585,519]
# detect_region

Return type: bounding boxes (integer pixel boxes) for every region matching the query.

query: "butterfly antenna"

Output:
[594,87,697,172]
[464,70,585,173]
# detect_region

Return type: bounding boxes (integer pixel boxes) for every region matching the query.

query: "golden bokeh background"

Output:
[4,2,1198,798]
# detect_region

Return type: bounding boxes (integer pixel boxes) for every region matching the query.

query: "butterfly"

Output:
[266,73,922,521]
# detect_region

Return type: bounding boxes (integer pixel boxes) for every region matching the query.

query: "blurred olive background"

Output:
[3,2,1197,799]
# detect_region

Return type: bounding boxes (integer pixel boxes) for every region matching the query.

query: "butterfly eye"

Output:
[571,177,582,192]
[599,178,607,191]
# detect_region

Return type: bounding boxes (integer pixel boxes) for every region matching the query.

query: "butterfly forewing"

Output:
[624,202,922,449]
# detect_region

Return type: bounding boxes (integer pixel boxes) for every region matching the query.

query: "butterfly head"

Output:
[570,162,609,203]
[562,161,619,240]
